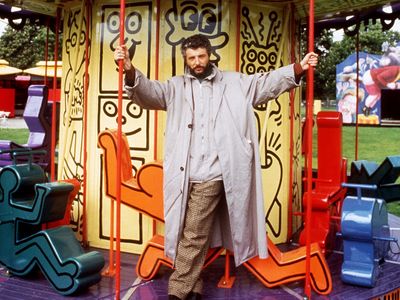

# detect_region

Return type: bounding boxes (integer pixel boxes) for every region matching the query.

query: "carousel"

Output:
[0,0,399,299]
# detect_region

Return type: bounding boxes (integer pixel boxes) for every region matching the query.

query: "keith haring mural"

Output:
[57,1,301,251]
[164,0,229,75]
[59,6,90,238]
[98,2,155,246]
[239,2,291,238]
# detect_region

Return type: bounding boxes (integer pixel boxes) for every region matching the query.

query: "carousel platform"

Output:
[0,214,399,300]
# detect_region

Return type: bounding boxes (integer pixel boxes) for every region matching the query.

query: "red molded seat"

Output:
[299,111,347,253]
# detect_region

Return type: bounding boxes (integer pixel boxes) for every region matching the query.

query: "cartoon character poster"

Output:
[336,42,400,124]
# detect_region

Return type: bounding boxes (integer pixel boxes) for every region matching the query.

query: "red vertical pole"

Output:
[115,0,126,299]
[152,0,161,236]
[355,30,360,161]
[51,8,60,182]
[82,0,91,246]
[103,0,116,270]
[287,3,295,240]
[44,21,49,86]
[235,0,241,71]
[154,0,160,150]
[304,0,315,298]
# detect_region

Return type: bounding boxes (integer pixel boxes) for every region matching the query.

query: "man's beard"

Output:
[189,63,212,80]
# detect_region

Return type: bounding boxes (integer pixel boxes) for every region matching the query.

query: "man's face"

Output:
[184,47,210,75]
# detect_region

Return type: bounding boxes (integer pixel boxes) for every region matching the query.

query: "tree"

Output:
[0,21,61,70]
[304,22,400,101]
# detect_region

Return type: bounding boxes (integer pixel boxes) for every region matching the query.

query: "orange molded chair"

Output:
[299,111,347,253]
[243,237,332,295]
[97,129,223,279]
[98,129,164,222]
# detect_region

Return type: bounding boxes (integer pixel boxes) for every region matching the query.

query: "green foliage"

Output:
[302,22,400,101]
[0,21,62,70]
[387,201,400,217]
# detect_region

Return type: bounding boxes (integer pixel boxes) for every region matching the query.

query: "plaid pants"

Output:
[168,180,224,299]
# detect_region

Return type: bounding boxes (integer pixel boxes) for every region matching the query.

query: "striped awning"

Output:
[0,59,22,76]
[23,61,62,78]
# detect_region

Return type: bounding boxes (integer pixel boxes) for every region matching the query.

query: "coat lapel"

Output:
[183,76,194,112]
[212,71,226,122]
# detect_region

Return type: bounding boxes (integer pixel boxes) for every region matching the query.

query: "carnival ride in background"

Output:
[96,111,399,295]
[0,87,398,296]
[98,129,332,295]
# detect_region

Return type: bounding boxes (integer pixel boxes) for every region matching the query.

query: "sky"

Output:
[0,19,7,35]
[332,19,400,41]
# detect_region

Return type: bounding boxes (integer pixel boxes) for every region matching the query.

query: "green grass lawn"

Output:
[2,126,400,216]
[388,201,400,217]
[0,128,29,144]
[308,125,400,170]
[345,126,400,217]
[342,126,399,168]
[335,125,400,217]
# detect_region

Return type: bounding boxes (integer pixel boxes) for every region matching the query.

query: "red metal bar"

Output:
[154,0,160,151]
[50,8,60,182]
[82,0,91,246]
[355,30,360,161]
[305,0,315,297]
[217,251,235,288]
[287,3,295,240]
[44,21,49,86]
[152,0,161,236]
[235,0,241,71]
[101,0,116,275]
[102,197,116,277]
[116,0,126,298]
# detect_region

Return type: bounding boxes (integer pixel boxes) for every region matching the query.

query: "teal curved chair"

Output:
[0,161,104,295]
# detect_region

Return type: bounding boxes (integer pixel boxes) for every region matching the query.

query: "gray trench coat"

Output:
[125,64,299,266]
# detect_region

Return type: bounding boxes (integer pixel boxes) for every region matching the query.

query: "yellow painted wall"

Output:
[58,0,303,254]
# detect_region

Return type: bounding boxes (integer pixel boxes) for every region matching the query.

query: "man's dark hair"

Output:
[181,34,212,57]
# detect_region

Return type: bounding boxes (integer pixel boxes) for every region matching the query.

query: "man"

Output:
[114,34,318,300]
